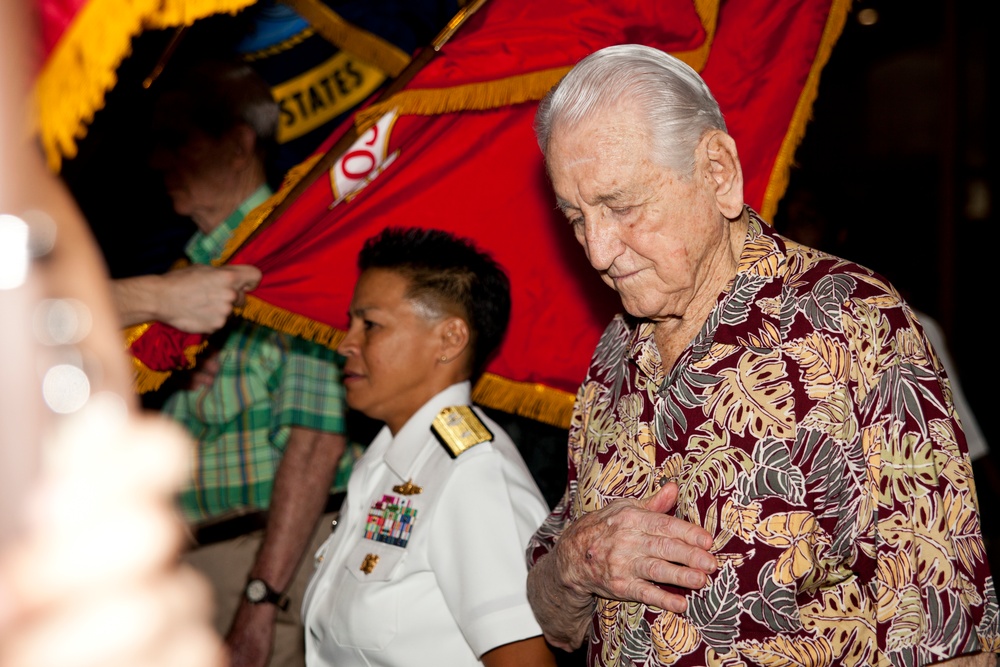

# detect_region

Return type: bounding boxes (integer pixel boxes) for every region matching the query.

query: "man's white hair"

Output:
[535,44,727,175]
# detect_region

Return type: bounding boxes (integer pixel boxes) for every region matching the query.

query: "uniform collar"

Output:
[384,382,473,480]
[184,183,273,264]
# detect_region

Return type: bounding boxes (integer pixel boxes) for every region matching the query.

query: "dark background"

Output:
[771,0,1000,583]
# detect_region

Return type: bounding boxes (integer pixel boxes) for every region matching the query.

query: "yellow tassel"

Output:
[760,0,852,221]
[355,66,572,131]
[130,293,576,426]
[281,0,410,77]
[472,373,576,429]
[672,0,721,73]
[235,295,345,349]
[35,0,255,172]
[132,356,174,394]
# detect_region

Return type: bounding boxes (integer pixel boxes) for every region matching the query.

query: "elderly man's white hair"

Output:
[534,44,727,175]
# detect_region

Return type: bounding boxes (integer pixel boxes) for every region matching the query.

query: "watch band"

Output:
[244,578,290,611]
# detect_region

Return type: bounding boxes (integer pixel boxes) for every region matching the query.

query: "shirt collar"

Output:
[384,381,474,479]
[184,184,273,264]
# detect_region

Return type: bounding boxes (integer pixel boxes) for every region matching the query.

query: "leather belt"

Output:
[191,492,345,547]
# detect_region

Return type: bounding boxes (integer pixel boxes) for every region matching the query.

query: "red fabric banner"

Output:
[36,0,86,56]
[126,0,850,425]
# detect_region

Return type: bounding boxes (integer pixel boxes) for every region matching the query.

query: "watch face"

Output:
[246,579,268,603]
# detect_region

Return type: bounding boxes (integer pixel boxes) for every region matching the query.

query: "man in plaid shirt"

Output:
[150,61,347,667]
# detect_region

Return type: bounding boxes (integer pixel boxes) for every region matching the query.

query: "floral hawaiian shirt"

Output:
[528,210,1000,667]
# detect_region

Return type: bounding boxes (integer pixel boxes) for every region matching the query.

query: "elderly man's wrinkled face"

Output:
[546,107,735,323]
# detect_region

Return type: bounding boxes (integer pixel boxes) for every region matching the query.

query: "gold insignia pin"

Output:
[360,553,380,574]
[431,406,493,458]
[392,479,423,495]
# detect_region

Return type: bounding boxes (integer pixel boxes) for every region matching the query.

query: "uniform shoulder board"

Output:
[431,405,494,458]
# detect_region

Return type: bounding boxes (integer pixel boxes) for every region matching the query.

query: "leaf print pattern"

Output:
[735,634,835,667]
[743,561,802,632]
[754,511,832,585]
[525,211,998,666]
[688,562,742,650]
[799,577,876,667]
[741,438,806,506]
[651,612,701,665]
[798,273,855,333]
[704,350,795,440]
[785,331,852,400]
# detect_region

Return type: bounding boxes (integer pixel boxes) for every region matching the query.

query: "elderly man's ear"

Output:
[701,131,744,220]
[227,124,259,169]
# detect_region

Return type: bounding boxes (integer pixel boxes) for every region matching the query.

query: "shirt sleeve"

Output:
[527,380,588,568]
[870,317,1000,663]
[270,333,345,438]
[428,442,549,658]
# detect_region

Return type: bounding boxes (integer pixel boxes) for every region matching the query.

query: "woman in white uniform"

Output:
[303,228,556,667]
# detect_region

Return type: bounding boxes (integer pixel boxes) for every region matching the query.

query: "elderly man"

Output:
[144,61,347,667]
[526,44,999,667]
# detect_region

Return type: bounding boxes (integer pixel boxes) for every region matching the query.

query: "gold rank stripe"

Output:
[431,406,493,458]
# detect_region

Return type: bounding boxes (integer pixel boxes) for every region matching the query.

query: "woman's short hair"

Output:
[534,44,727,175]
[358,227,511,377]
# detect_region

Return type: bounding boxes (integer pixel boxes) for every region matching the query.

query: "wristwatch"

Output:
[244,578,290,611]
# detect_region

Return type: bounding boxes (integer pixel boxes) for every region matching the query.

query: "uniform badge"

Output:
[392,479,422,495]
[364,494,418,548]
[431,406,494,458]
[360,553,380,574]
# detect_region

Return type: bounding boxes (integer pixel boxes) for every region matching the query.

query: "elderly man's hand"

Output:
[557,481,716,608]
[114,264,262,333]
[528,482,716,651]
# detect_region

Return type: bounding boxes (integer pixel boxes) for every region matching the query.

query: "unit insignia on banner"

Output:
[328,111,399,207]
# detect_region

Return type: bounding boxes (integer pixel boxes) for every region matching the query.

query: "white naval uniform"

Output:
[302,382,549,667]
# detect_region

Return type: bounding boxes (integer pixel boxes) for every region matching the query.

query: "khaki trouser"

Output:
[182,511,338,667]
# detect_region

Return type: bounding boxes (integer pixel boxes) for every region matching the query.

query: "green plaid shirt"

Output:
[163,185,346,523]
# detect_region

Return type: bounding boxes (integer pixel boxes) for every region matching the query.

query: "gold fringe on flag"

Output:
[759,0,851,221]
[235,295,345,349]
[126,321,207,393]
[671,0,721,73]
[35,0,256,172]
[354,66,572,132]
[471,373,577,429]
[281,0,411,77]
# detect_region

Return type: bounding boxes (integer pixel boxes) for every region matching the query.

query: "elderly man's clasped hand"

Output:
[533,482,717,651]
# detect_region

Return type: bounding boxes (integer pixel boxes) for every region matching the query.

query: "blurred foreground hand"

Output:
[0,394,226,667]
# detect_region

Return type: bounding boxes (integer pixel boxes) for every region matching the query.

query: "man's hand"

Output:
[225,600,277,667]
[557,482,717,607]
[113,264,262,333]
[527,482,717,651]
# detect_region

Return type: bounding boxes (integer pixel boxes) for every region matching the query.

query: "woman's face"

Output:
[338,269,446,434]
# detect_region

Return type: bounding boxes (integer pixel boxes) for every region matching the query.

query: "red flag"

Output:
[34,0,256,171]
[128,0,851,427]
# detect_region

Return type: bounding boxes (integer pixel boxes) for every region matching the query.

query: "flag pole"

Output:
[231,0,490,253]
